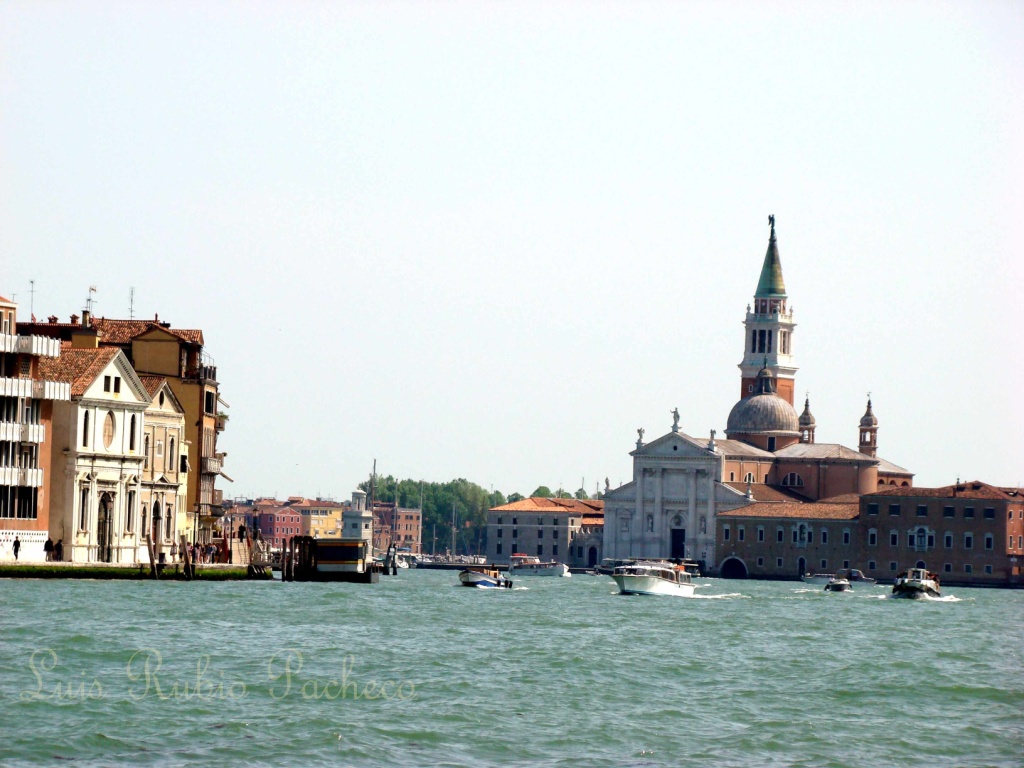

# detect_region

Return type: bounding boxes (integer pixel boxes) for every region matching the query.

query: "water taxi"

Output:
[837,568,875,584]
[823,577,852,592]
[801,572,835,586]
[458,565,513,588]
[612,561,696,597]
[892,568,941,599]
[507,553,570,577]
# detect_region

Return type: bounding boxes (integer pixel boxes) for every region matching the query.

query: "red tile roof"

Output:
[490,497,604,514]
[724,482,810,502]
[93,318,204,346]
[719,501,859,521]
[38,347,121,397]
[138,375,167,398]
[866,481,1010,501]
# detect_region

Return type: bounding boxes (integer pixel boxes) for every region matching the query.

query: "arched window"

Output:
[79,486,89,530]
[168,438,175,470]
[129,415,137,451]
[743,472,755,483]
[141,505,148,539]
[144,435,150,469]
[781,472,804,487]
[82,411,90,447]
[126,491,135,532]
[166,506,173,539]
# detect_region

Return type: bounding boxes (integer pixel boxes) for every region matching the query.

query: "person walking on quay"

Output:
[54,539,63,562]
[44,537,54,561]
[12,536,20,560]
[170,541,178,562]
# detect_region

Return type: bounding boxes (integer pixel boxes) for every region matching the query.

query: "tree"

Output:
[574,488,589,500]
[507,492,524,503]
[532,486,553,498]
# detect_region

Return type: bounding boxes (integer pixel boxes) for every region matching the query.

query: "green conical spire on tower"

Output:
[754,214,787,298]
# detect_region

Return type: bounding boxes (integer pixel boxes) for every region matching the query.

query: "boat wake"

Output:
[886,593,961,602]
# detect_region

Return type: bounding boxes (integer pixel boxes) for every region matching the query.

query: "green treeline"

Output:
[357,476,592,556]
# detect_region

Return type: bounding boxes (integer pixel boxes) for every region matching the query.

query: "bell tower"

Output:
[739,215,797,406]
[859,396,878,457]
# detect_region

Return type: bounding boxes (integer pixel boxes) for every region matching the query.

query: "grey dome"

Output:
[860,399,878,427]
[726,393,801,437]
[799,397,816,429]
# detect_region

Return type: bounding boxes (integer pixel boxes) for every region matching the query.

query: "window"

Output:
[776,528,783,543]
[964,507,974,519]
[843,529,851,545]
[729,472,735,481]
[646,515,653,533]
[513,528,518,538]
[104,376,111,392]
[102,411,115,449]
[537,544,543,556]
[820,559,827,569]
[169,438,175,468]
[82,411,90,447]
[889,504,900,516]
[964,533,973,549]
[113,377,121,394]
[890,562,898,572]
[552,529,558,539]
[867,503,879,515]
[943,506,954,518]
[868,561,876,570]
[984,565,992,574]
[79,487,89,530]
[758,527,765,542]
[724,526,731,541]
[126,491,135,532]
[984,507,995,519]
[552,545,558,556]
[776,558,783,568]
[781,472,804,487]
[156,441,163,458]
[843,560,849,569]
[757,557,764,567]
[916,505,928,517]
[497,529,502,538]
[890,531,898,546]
[744,472,755,483]
[738,526,745,542]
[944,563,951,573]
[538,529,543,539]
[512,517,517,525]
[868,529,877,546]
[497,517,502,525]
[821,529,828,544]
[964,564,972,574]
[129,415,137,450]
[944,533,952,549]
[984,534,993,550]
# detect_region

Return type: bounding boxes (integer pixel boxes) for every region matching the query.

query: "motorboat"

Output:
[508,553,570,577]
[612,561,696,597]
[892,568,941,599]
[801,572,835,586]
[458,565,513,589]
[836,568,875,584]
[824,577,852,592]
[596,558,636,576]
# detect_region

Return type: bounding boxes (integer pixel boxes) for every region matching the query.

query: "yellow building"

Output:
[292,498,345,539]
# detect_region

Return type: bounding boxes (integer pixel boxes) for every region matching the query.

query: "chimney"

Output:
[70,313,79,325]
[82,309,91,328]
[47,315,58,324]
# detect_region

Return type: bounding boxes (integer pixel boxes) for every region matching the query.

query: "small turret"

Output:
[799,395,816,444]
[859,396,878,457]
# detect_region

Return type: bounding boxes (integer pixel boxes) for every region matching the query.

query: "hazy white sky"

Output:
[3,1,1022,499]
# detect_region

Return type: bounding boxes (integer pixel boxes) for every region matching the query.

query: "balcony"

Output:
[33,379,71,400]
[0,423,45,443]
[0,466,43,488]
[202,456,222,474]
[0,378,31,398]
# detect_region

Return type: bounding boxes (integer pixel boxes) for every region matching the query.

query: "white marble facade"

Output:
[602,428,748,571]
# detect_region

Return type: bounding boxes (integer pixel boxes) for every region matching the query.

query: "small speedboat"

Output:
[612,561,695,597]
[824,577,852,592]
[458,565,513,589]
[892,568,940,599]
[801,572,835,586]
[508,553,570,577]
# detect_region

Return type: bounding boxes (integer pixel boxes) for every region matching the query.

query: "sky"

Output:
[3,1,1022,500]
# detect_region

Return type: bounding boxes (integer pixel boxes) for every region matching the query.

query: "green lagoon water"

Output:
[1,570,1021,767]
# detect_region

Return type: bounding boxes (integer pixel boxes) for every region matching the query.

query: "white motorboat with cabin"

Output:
[891,568,941,599]
[612,561,696,597]
[836,568,875,585]
[458,565,513,589]
[507,553,570,577]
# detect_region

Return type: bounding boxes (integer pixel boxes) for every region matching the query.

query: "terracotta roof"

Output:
[491,497,604,514]
[817,493,862,504]
[93,318,204,346]
[38,347,121,397]
[865,481,1010,501]
[138,375,167,397]
[290,499,344,509]
[719,501,859,521]
[0,296,14,304]
[723,482,810,502]
[705,438,775,458]
[581,515,604,526]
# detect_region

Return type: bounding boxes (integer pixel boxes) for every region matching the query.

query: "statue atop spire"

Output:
[769,213,775,234]
[755,214,786,298]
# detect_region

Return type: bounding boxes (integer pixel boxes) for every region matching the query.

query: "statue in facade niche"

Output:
[700,516,707,534]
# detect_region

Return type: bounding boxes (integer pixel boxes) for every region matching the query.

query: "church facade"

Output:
[603,217,913,574]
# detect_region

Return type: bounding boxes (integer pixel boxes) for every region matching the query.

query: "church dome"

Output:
[725,367,800,437]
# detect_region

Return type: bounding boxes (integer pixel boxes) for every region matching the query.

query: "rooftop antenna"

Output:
[86,286,97,313]
[29,280,35,320]
[129,287,136,320]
